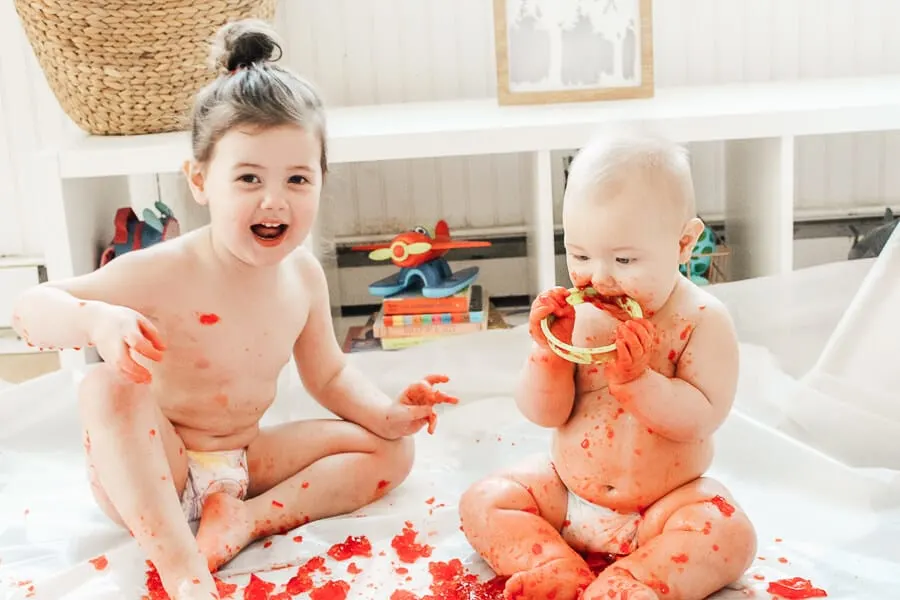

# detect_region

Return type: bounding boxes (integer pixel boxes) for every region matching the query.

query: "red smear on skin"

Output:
[347,562,362,575]
[214,393,229,407]
[198,313,220,325]
[391,523,433,563]
[310,580,350,600]
[668,349,677,362]
[767,577,828,598]
[671,553,689,564]
[377,480,391,491]
[606,427,615,439]
[709,495,735,517]
[712,544,720,551]
[532,543,543,555]
[195,357,211,369]
[302,481,310,489]
[243,573,275,600]
[327,535,373,561]
[272,500,284,508]
[581,438,590,449]
[149,429,156,437]
[647,579,671,595]
[680,324,693,340]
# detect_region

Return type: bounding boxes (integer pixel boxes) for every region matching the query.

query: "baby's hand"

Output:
[88,304,166,384]
[605,319,658,385]
[528,287,575,348]
[386,374,459,437]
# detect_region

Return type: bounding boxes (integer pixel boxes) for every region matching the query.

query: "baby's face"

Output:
[563,175,692,314]
[191,123,324,267]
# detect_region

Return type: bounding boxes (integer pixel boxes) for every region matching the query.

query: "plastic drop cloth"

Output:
[2,234,900,599]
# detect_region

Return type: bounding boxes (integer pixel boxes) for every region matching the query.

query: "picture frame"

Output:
[492,0,654,106]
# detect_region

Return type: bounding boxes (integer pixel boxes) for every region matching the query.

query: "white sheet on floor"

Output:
[2,248,900,599]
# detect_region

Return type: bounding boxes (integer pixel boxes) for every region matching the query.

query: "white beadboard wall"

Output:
[2,0,900,259]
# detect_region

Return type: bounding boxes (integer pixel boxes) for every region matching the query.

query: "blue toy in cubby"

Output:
[679,225,719,285]
[99,201,180,267]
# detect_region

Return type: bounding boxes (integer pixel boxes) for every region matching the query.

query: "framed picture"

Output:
[492,0,654,105]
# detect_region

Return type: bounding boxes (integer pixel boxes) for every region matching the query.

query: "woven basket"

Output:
[14,0,277,136]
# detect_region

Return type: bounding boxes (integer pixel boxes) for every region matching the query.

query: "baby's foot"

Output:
[194,493,254,572]
[504,557,593,600]
[581,567,658,600]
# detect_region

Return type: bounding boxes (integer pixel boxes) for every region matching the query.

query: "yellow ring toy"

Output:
[540,288,643,365]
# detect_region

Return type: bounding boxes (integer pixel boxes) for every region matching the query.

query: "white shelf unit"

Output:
[36,75,900,368]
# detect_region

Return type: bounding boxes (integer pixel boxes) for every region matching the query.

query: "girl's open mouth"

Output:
[251,223,288,246]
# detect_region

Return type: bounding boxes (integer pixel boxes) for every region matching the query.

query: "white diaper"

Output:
[180,448,250,522]
[560,489,642,556]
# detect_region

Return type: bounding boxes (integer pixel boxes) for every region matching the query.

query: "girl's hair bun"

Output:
[210,19,283,74]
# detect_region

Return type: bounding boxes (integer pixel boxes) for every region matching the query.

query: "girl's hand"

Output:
[382,374,459,437]
[88,304,166,384]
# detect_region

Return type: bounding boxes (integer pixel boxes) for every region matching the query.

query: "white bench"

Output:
[34,74,900,368]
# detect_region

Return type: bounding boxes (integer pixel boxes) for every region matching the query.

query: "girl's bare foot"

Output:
[504,556,594,600]
[173,577,221,600]
[194,493,255,572]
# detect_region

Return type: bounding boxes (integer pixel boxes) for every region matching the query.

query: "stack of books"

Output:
[374,284,487,350]
[342,284,509,353]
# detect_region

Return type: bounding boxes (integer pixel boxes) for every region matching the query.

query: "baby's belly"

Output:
[152,375,278,452]
[551,389,712,513]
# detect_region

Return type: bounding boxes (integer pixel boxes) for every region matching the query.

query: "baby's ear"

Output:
[183,160,209,206]
[677,217,705,264]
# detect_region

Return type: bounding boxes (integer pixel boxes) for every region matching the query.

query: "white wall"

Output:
[1,0,899,258]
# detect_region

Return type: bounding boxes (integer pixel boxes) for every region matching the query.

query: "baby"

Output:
[11,20,454,600]
[460,132,756,599]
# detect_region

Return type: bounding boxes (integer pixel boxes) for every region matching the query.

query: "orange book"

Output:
[381,286,473,316]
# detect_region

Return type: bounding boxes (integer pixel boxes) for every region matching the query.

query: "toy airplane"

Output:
[351,220,492,298]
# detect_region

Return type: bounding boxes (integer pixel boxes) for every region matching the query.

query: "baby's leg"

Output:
[194,419,413,571]
[582,477,756,600]
[79,365,216,599]
[459,455,593,600]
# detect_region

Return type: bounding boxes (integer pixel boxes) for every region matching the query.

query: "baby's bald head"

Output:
[563,130,696,227]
